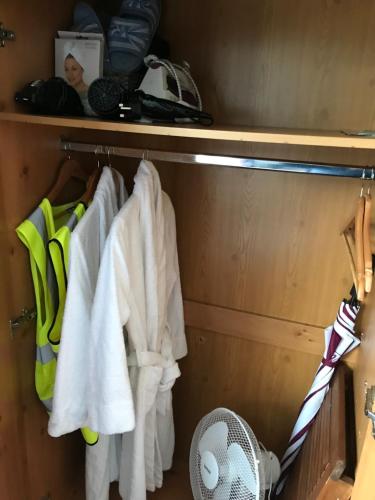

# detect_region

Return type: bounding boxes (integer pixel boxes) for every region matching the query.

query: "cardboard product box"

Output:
[55,31,104,114]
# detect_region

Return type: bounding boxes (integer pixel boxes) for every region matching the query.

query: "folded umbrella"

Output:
[275,299,361,496]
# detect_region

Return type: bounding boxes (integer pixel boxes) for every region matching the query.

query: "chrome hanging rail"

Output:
[60,139,373,179]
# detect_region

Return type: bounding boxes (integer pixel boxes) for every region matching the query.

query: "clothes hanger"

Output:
[47,144,89,203]
[355,190,365,301]
[106,146,121,198]
[79,147,102,206]
[342,229,358,293]
[341,170,365,295]
[341,168,375,301]
[364,169,374,293]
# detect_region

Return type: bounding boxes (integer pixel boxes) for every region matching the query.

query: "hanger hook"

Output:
[107,147,112,167]
[369,168,375,195]
[64,142,71,160]
[361,169,366,197]
[94,145,101,169]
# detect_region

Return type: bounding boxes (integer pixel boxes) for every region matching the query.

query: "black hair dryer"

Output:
[15,78,84,116]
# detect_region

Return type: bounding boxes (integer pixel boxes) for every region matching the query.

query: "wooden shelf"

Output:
[2,111,375,149]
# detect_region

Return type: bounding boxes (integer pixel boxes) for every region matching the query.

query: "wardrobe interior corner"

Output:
[2,1,375,500]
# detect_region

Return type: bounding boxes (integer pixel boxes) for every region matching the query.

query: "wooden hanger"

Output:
[364,192,373,293]
[341,169,374,301]
[79,149,106,206]
[80,167,101,205]
[342,230,358,293]
[47,151,88,203]
[355,194,365,301]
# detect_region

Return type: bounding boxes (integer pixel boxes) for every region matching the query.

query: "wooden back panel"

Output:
[162,0,375,131]
[171,163,364,327]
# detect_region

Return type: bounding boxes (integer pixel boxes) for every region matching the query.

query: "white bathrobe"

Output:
[88,161,187,500]
[48,167,127,500]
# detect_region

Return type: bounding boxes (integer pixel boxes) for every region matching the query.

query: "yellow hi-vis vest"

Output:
[17,199,98,445]
[47,202,86,349]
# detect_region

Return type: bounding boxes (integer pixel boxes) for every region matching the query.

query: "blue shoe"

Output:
[72,2,112,74]
[119,0,161,34]
[108,0,161,74]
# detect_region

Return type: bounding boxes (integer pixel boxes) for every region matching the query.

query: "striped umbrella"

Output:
[275,299,361,496]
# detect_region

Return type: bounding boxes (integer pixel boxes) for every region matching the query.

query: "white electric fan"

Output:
[190,408,281,500]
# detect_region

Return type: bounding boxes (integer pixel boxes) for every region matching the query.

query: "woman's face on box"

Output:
[64,55,84,89]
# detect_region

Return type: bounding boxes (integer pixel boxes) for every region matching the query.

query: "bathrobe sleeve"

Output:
[87,217,136,435]
[48,235,94,436]
[164,194,187,360]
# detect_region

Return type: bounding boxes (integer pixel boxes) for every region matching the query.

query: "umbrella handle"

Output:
[355,195,365,301]
[364,194,373,293]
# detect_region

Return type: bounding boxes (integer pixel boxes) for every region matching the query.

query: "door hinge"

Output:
[9,307,36,338]
[0,23,15,47]
[365,384,375,438]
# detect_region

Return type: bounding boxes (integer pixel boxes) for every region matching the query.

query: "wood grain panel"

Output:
[162,0,375,131]
[184,300,325,355]
[353,280,375,457]
[173,327,321,461]
[172,163,364,327]
[351,422,375,500]
[0,138,29,500]
[0,0,76,112]
[351,273,375,498]
[317,478,353,500]
[281,364,352,500]
[7,113,375,149]
[0,121,86,499]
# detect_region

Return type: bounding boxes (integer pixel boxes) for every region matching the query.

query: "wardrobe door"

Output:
[0,120,87,500]
[351,288,375,499]
[0,0,76,112]
[1,3,87,497]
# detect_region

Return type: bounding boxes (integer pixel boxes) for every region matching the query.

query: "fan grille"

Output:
[190,408,265,500]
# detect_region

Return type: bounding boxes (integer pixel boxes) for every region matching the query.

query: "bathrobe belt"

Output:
[127,350,181,415]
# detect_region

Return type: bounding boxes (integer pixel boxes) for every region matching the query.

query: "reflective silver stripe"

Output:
[29,206,59,311]
[42,397,53,412]
[29,207,47,244]
[36,343,57,364]
[66,211,79,231]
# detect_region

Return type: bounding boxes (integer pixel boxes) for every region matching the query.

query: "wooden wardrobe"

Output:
[1,1,375,499]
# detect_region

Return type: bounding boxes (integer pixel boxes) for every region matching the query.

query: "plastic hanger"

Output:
[47,144,88,203]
